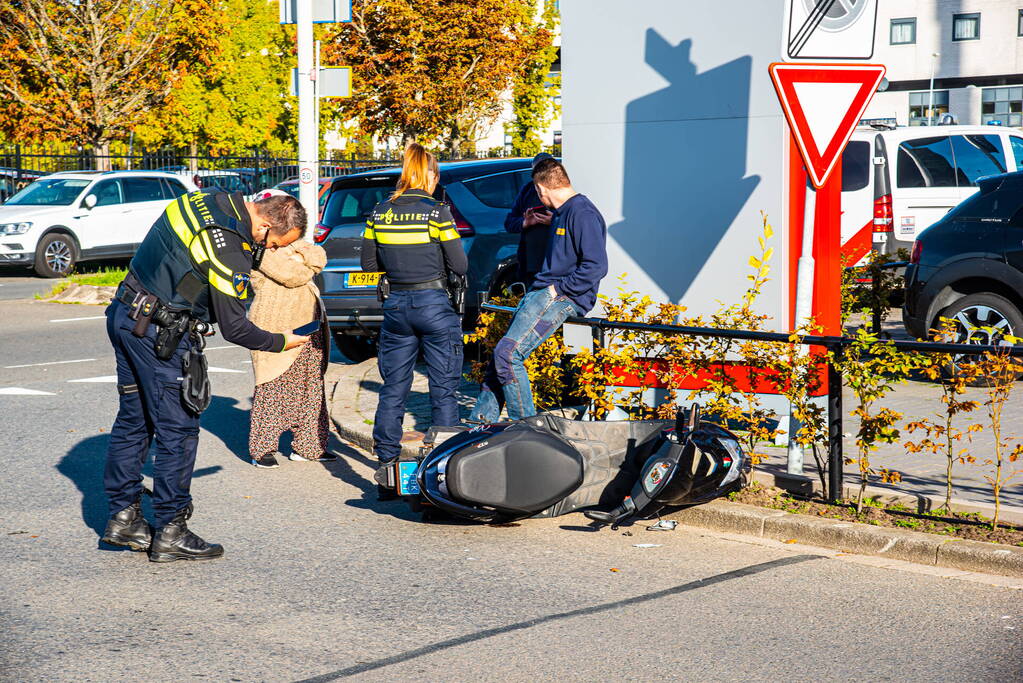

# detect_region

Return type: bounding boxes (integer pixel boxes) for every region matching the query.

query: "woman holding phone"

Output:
[247,225,335,469]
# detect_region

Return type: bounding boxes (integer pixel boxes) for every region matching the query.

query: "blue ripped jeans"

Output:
[471,287,578,423]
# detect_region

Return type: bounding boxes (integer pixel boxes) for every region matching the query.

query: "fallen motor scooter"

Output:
[375,405,749,525]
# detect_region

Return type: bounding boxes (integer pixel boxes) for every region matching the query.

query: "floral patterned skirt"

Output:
[249,332,329,459]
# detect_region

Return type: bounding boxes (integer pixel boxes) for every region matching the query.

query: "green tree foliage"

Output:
[321,0,545,152]
[510,1,559,157]
[135,0,295,155]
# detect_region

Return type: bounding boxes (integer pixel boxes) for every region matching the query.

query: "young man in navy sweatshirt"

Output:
[472,158,608,422]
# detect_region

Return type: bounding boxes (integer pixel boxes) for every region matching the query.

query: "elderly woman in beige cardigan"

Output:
[247,239,335,468]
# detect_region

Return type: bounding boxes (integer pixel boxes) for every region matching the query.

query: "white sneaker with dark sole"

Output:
[289,452,339,463]
[251,452,280,468]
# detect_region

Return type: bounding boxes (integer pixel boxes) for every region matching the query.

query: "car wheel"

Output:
[34,233,77,278]
[331,331,378,363]
[935,292,1023,382]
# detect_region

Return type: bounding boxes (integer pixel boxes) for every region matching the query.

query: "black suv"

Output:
[314,158,535,361]
[903,171,1023,344]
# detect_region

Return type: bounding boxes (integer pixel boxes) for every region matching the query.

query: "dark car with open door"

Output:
[314,158,536,361]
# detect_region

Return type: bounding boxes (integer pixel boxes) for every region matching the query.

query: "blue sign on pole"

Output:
[280,0,352,25]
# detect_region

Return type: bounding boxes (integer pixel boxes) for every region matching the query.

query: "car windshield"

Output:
[5,178,90,206]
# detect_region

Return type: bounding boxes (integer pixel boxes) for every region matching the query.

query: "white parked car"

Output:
[0,170,198,277]
[842,124,1023,264]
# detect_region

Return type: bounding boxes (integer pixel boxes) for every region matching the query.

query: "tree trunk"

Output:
[93,140,111,171]
[188,141,199,173]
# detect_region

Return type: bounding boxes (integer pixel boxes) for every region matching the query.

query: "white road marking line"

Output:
[50,315,106,323]
[4,358,97,369]
[0,387,56,396]
[204,345,236,351]
[68,376,118,383]
[207,366,245,374]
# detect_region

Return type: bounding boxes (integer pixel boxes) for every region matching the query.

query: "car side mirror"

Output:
[83,194,97,209]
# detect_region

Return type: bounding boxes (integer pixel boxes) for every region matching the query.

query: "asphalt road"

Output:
[1,297,1020,682]
[0,272,55,301]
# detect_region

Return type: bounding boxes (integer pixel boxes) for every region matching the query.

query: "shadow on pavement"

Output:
[201,395,251,464]
[294,555,820,682]
[55,433,220,545]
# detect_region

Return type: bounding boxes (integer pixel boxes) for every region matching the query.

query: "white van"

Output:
[840,125,1023,264]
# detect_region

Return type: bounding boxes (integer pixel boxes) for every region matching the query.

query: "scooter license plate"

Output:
[395,461,421,496]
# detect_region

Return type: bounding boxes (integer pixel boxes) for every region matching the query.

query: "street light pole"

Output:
[296,0,318,236]
[928,52,940,125]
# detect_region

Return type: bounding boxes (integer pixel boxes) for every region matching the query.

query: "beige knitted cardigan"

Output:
[248,240,327,385]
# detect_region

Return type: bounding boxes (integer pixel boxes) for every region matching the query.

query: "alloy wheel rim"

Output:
[948,304,1012,369]
[45,240,72,274]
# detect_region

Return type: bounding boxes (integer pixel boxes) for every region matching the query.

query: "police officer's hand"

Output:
[283,334,310,351]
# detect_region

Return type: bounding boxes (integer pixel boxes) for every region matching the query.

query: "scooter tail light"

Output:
[313,223,332,243]
[872,193,893,232]
[910,240,923,264]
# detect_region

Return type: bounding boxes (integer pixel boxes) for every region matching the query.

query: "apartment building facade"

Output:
[865,0,1023,127]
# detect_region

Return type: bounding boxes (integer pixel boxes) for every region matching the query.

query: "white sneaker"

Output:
[289,452,339,463]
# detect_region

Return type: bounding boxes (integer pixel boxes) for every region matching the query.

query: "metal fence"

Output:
[0,143,513,192]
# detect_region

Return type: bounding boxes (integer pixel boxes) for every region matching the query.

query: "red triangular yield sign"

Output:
[769,62,886,188]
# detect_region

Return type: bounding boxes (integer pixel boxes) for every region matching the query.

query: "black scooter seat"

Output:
[445,425,583,514]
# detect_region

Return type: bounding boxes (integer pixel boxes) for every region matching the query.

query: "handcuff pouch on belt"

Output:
[376,274,390,302]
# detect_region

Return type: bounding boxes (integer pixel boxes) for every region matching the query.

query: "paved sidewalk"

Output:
[327,358,480,459]
[326,353,1023,509]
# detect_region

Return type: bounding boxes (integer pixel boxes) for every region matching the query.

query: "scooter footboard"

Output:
[537,419,669,517]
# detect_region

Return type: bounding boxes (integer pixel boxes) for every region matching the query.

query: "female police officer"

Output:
[360,144,467,479]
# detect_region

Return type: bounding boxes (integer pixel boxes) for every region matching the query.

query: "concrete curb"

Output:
[752,468,1023,528]
[667,499,1023,578]
[328,363,422,459]
[42,283,115,305]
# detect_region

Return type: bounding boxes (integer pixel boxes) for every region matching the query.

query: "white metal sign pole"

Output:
[296,0,318,236]
[787,185,816,474]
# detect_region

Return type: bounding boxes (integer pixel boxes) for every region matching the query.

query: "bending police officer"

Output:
[361,144,467,496]
[101,191,309,562]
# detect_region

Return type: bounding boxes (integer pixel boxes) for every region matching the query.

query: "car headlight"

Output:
[0,222,32,235]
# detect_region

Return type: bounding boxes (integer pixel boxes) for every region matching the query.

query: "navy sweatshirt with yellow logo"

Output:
[531,194,608,314]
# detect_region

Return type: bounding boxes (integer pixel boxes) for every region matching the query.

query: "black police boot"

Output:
[101,498,152,551]
[148,504,224,563]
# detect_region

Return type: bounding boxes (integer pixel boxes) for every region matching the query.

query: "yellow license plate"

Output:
[345,271,382,288]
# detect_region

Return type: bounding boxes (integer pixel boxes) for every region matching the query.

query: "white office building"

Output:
[866,0,1023,127]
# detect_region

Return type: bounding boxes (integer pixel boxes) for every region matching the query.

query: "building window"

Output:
[890,18,916,45]
[909,91,949,126]
[1018,9,1023,36]
[953,13,980,41]
[982,87,1023,127]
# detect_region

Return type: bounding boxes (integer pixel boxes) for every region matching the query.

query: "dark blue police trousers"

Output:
[104,300,199,528]
[373,289,463,462]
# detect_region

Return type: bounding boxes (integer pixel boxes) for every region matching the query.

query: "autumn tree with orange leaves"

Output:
[321,0,552,154]
[0,0,223,162]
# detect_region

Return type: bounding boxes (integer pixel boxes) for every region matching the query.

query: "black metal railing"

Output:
[482,301,1023,503]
